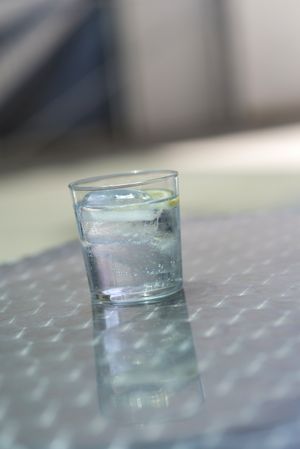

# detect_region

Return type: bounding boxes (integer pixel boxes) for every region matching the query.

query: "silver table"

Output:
[1,210,300,449]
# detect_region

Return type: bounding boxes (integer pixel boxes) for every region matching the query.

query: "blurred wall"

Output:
[227,0,300,123]
[115,0,226,142]
[115,0,300,141]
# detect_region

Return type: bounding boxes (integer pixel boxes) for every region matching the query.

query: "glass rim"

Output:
[68,169,178,191]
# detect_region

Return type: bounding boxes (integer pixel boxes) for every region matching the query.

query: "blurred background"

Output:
[2,0,300,262]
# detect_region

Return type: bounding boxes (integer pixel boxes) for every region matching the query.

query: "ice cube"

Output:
[83,189,151,208]
[80,188,158,223]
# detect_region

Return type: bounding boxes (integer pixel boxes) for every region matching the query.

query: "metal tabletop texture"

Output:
[1,210,300,449]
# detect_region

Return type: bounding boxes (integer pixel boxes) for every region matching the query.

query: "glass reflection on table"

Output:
[92,290,204,424]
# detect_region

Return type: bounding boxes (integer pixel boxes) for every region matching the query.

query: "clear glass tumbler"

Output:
[69,170,183,304]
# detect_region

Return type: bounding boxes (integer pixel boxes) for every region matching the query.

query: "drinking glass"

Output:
[69,170,183,304]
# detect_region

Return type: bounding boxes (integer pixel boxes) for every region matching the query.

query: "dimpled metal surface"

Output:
[1,210,300,449]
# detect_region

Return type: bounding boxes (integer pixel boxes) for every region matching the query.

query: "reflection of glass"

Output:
[92,290,204,424]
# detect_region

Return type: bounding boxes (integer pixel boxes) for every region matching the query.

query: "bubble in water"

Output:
[83,189,151,208]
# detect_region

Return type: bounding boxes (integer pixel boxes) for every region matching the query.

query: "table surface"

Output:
[1,209,300,449]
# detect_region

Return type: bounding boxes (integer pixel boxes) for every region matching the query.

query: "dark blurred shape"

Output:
[92,290,204,424]
[0,0,116,139]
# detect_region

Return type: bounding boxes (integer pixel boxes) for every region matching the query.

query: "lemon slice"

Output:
[144,189,179,207]
[168,196,179,207]
[145,189,170,200]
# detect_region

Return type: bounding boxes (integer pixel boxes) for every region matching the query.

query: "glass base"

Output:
[91,282,183,306]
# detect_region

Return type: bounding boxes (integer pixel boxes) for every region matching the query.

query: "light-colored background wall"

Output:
[115,0,225,141]
[115,0,300,139]
[227,0,300,121]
